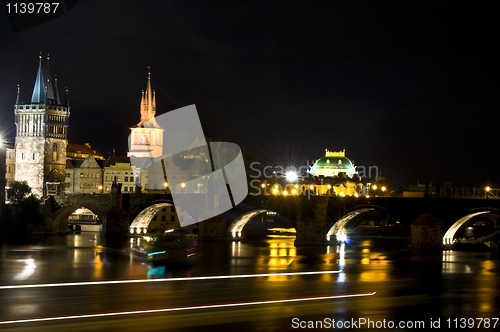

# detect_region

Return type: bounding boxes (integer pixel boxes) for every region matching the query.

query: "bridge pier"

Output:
[410,214,443,250]
[295,196,329,246]
[197,216,229,241]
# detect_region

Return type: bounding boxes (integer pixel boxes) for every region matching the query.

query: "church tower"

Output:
[128,68,163,159]
[14,54,70,197]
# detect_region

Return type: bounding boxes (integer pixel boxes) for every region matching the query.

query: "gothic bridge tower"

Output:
[14,55,70,196]
[128,67,163,159]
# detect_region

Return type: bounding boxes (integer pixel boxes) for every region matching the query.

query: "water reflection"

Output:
[13,258,36,280]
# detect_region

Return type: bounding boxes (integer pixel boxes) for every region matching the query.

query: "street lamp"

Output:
[486,186,490,199]
[98,185,102,194]
[164,182,168,194]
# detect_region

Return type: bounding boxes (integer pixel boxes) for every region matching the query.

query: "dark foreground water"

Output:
[0,232,499,331]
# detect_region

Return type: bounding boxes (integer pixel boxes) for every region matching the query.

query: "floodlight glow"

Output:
[285,171,298,181]
[338,233,348,242]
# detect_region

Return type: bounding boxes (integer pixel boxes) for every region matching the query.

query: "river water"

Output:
[1,232,499,330]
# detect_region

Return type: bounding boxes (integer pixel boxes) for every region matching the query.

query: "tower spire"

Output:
[146,66,153,118]
[31,54,46,104]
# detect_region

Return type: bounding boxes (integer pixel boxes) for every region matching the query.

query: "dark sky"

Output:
[1,1,499,188]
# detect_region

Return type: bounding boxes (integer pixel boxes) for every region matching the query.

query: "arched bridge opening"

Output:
[326,205,406,242]
[52,204,106,233]
[443,208,500,246]
[227,208,296,240]
[129,199,193,235]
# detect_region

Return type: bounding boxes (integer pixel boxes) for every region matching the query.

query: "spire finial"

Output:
[47,53,50,66]
[147,66,151,79]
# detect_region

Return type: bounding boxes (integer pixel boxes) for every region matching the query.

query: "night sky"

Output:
[1,1,498,188]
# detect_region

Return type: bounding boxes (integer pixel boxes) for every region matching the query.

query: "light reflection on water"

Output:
[2,232,499,287]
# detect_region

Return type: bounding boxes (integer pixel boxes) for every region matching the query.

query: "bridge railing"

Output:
[438,187,499,199]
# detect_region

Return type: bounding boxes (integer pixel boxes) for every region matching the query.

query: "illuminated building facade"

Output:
[14,55,70,196]
[308,149,361,196]
[103,157,139,193]
[309,149,356,178]
[65,155,104,194]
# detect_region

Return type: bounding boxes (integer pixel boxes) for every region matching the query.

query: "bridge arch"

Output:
[129,199,192,234]
[326,205,396,241]
[443,208,500,245]
[52,203,106,232]
[227,208,295,239]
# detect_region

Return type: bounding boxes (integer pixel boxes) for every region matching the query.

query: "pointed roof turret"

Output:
[140,90,145,112]
[31,55,46,104]
[15,84,20,106]
[146,66,153,118]
[65,87,70,107]
[54,76,61,105]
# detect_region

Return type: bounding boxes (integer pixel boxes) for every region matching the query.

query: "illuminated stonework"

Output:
[127,68,163,159]
[14,56,69,197]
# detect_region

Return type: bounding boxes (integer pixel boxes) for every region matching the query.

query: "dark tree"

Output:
[7,181,32,203]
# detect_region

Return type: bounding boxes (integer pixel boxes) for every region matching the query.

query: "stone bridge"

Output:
[47,191,500,246]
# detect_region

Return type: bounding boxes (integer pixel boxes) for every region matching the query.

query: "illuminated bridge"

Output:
[48,190,500,247]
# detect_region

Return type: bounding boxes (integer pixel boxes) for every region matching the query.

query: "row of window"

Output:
[105,176,134,182]
[106,171,137,175]
[65,173,100,178]
[20,152,40,161]
[104,185,135,192]
[65,183,101,189]
[152,215,178,222]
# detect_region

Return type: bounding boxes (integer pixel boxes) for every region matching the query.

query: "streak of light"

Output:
[0,270,341,290]
[0,292,376,325]
[13,259,36,281]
